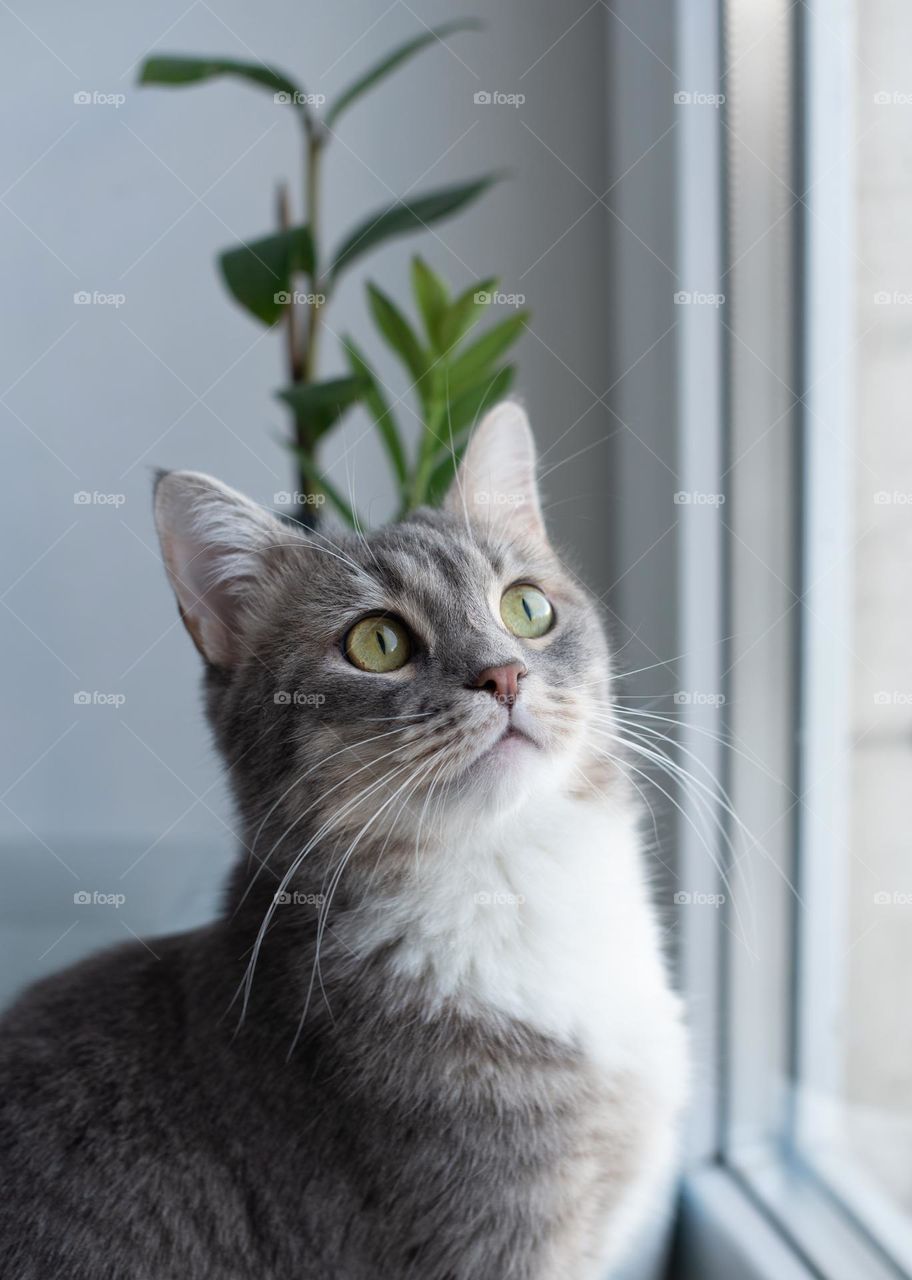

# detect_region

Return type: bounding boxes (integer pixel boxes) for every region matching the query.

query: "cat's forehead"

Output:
[315,511,553,624]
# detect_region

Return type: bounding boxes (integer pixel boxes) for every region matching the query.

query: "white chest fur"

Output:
[350,793,684,1087]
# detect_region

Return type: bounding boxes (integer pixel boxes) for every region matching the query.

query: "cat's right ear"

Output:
[153,471,287,667]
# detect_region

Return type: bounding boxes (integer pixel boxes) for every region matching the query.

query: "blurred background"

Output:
[2,3,910,1279]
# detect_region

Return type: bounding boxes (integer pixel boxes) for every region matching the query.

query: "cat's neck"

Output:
[328,789,673,1068]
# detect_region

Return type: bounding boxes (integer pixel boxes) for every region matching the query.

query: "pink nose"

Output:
[472,662,527,707]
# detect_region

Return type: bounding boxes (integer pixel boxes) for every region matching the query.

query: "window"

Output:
[673,0,912,1277]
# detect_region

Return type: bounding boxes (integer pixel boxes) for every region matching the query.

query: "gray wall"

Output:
[1,0,620,988]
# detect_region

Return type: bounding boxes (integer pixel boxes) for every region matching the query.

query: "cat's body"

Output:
[0,404,685,1278]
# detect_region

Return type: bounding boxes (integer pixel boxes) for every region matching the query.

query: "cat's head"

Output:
[154,403,613,853]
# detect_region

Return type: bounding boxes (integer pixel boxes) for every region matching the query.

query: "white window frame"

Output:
[671,1,911,1277]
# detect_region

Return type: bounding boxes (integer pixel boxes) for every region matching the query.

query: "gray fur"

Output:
[0,415,681,1278]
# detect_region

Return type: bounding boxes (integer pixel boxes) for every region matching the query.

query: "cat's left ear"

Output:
[444,400,546,542]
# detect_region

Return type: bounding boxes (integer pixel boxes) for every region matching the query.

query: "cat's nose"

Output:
[470,662,527,707]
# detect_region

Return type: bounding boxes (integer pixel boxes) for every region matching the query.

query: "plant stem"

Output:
[303,129,324,383]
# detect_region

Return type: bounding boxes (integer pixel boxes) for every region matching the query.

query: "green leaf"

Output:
[425,435,471,507]
[437,277,497,354]
[445,362,516,436]
[411,257,450,350]
[218,226,315,325]
[291,447,360,527]
[138,55,307,109]
[277,376,366,439]
[343,336,408,489]
[444,312,528,397]
[330,175,501,279]
[324,20,482,129]
[366,283,427,386]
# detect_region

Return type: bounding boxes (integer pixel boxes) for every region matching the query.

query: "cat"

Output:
[0,401,686,1279]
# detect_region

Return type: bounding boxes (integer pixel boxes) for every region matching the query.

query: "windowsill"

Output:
[674,1153,905,1280]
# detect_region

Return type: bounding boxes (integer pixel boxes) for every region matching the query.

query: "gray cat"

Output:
[0,402,685,1279]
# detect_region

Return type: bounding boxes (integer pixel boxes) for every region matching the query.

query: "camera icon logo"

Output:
[73,891,91,904]
[73,690,91,704]
[474,91,492,104]
[674,891,692,905]
[274,691,291,705]
[474,290,492,304]
[274,92,292,105]
[74,91,91,105]
[274,291,291,304]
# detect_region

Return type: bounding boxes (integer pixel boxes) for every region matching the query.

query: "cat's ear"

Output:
[445,400,546,541]
[153,471,287,667]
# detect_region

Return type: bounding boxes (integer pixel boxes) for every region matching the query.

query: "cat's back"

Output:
[0,929,238,1279]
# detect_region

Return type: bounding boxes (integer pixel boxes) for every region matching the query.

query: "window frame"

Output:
[672,0,912,1277]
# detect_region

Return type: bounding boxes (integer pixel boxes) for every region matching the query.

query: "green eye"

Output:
[500,584,554,638]
[345,616,412,673]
